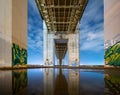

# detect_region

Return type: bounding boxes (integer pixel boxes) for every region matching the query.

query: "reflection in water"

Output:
[44,68,54,95]
[0,71,12,95]
[80,70,105,95]
[0,69,120,95]
[68,69,80,95]
[12,70,27,95]
[54,69,68,95]
[0,70,27,95]
[105,70,120,95]
[44,68,80,95]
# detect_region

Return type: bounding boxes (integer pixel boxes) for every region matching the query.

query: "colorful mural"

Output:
[105,41,120,66]
[12,43,27,66]
[12,70,27,94]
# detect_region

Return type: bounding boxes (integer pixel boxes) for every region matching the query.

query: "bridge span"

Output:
[36,0,88,66]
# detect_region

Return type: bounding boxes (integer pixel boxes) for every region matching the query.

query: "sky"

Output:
[28,0,43,65]
[28,0,104,65]
[80,0,104,65]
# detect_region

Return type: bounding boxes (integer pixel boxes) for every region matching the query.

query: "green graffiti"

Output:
[12,43,27,66]
[105,41,120,66]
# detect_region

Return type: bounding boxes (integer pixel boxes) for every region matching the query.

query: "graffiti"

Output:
[105,41,120,66]
[12,43,27,66]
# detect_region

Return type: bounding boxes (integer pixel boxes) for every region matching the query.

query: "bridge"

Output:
[36,0,88,66]
[0,0,120,68]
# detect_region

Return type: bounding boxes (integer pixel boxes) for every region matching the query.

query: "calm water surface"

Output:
[0,68,120,95]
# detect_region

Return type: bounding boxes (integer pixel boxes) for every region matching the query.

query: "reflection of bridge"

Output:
[36,0,88,66]
[44,68,80,95]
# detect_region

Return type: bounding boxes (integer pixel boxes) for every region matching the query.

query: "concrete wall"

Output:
[104,0,120,41]
[0,0,12,67]
[0,0,27,67]
[104,0,120,66]
[68,23,80,66]
[12,0,27,49]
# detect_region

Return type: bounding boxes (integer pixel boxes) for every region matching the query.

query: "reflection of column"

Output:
[68,70,80,95]
[54,69,68,95]
[12,70,28,95]
[104,73,120,94]
[0,71,12,95]
[44,68,54,95]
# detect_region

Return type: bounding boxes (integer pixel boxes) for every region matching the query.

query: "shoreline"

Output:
[0,65,120,70]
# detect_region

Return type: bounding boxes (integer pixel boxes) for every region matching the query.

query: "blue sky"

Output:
[28,0,43,65]
[80,0,104,65]
[28,0,104,65]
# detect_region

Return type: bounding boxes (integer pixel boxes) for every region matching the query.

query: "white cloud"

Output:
[80,31,104,51]
[81,0,104,25]
[80,0,104,52]
[28,28,43,52]
[28,0,43,53]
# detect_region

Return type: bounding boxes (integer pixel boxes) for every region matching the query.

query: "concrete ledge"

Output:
[0,65,120,70]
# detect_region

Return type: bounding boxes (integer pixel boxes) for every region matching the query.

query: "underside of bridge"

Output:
[55,39,68,65]
[36,0,88,66]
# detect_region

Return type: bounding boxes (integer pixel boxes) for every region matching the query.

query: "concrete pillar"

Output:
[43,21,54,66]
[62,59,64,65]
[104,0,120,66]
[68,23,80,67]
[0,0,27,67]
[57,59,59,65]
[59,59,62,66]
[0,0,12,67]
[43,20,48,65]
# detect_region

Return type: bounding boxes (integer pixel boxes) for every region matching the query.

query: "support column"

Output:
[0,0,27,67]
[59,59,62,66]
[43,21,54,66]
[68,23,80,67]
[56,59,59,65]
[0,0,12,67]
[62,59,64,65]
[104,0,120,66]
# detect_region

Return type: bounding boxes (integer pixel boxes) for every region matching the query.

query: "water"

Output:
[0,68,120,95]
